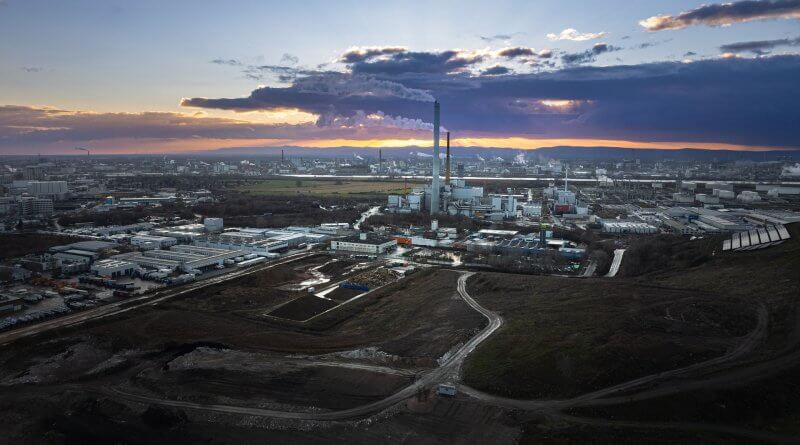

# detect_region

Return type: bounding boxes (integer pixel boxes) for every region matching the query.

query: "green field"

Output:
[238,179,412,197]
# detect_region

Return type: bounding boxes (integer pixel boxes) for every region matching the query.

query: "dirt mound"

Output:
[347,267,399,288]
[317,259,358,277]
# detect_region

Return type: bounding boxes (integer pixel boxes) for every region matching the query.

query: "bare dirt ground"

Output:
[0,267,490,444]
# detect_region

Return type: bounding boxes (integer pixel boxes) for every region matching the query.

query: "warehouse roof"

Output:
[337,234,396,245]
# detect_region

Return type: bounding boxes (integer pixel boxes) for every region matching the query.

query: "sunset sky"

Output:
[1,0,799,155]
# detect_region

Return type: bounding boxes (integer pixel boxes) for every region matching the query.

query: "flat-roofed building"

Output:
[17,196,53,217]
[330,233,397,255]
[131,235,178,249]
[91,259,138,278]
[53,249,98,264]
[28,181,68,198]
[601,221,659,234]
[115,245,246,272]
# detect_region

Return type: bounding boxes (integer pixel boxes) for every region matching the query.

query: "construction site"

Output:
[0,222,797,444]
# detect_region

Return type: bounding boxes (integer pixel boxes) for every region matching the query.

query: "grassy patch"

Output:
[463,273,755,399]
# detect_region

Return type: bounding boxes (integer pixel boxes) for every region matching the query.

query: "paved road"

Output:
[0,251,319,346]
[106,271,505,421]
[605,249,626,277]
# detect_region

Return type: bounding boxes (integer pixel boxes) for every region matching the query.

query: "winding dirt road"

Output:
[51,270,797,442]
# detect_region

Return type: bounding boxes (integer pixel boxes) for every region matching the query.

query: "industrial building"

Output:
[16,196,54,217]
[310,223,353,236]
[194,233,285,255]
[385,102,514,220]
[150,223,206,242]
[91,259,138,278]
[601,221,659,234]
[330,233,397,255]
[114,245,247,273]
[50,240,118,254]
[28,181,68,199]
[52,249,98,265]
[118,196,176,206]
[93,223,154,236]
[131,235,178,250]
[192,227,326,255]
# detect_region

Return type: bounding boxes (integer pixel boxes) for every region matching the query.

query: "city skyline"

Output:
[2,0,800,154]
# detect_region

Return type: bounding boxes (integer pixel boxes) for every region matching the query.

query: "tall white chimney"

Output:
[430,101,441,215]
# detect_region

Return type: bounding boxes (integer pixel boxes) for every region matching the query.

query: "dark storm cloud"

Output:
[481,65,511,76]
[338,46,407,63]
[561,43,620,65]
[641,0,800,31]
[720,37,800,54]
[182,55,800,148]
[348,50,484,75]
[497,47,535,58]
[182,72,435,126]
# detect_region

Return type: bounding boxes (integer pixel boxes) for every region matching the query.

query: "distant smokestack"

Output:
[379,149,383,175]
[430,101,441,215]
[445,131,451,184]
[281,149,285,162]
